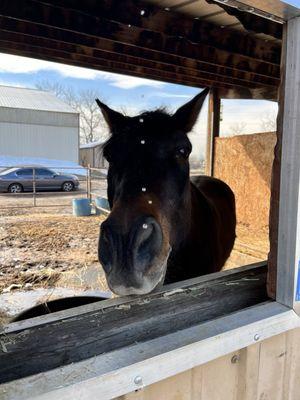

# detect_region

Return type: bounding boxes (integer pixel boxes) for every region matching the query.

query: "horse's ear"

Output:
[96,99,127,133]
[172,88,209,133]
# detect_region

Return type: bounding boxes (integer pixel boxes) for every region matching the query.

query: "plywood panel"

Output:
[283,330,300,400]
[200,352,239,400]
[214,132,276,230]
[256,333,287,400]
[118,329,300,400]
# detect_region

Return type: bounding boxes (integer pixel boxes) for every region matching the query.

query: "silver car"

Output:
[0,166,79,193]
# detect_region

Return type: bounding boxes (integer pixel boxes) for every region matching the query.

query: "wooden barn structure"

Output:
[0,1,300,399]
[79,140,108,169]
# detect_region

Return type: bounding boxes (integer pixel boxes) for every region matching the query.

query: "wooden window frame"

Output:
[0,11,300,400]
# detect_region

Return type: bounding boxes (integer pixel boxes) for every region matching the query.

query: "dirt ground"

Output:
[0,204,269,294]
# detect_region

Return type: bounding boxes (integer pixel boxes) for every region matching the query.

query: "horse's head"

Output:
[97,88,209,295]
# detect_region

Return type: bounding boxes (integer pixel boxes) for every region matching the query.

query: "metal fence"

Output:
[0,165,108,210]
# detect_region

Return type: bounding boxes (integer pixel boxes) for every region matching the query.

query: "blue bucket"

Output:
[72,198,91,216]
[95,197,110,215]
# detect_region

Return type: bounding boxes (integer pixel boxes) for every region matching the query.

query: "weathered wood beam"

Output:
[205,88,221,176]
[0,42,249,93]
[43,0,281,64]
[0,30,278,94]
[0,263,267,384]
[0,43,278,101]
[0,16,280,89]
[0,0,280,82]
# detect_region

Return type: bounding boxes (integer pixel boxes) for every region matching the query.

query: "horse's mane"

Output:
[101,108,173,156]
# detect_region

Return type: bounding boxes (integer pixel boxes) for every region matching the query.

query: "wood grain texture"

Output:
[0,0,280,98]
[120,329,300,400]
[0,265,268,384]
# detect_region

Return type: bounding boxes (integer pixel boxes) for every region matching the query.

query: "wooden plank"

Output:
[0,265,268,384]
[205,88,220,176]
[236,344,260,400]
[256,333,287,399]
[0,35,276,93]
[200,352,239,399]
[4,262,267,334]
[120,328,300,400]
[0,302,298,400]
[0,17,280,88]
[275,16,300,312]
[0,0,281,82]
[267,25,287,299]
[282,329,300,400]
[45,0,281,63]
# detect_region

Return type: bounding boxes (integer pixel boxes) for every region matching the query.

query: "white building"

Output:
[0,85,79,163]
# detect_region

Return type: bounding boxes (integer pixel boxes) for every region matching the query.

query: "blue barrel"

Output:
[95,197,110,215]
[72,198,91,216]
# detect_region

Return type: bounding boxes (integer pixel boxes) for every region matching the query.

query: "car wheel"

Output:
[8,183,23,193]
[62,181,74,192]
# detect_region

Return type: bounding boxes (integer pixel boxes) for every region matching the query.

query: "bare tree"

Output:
[229,121,247,136]
[35,81,108,144]
[260,111,277,132]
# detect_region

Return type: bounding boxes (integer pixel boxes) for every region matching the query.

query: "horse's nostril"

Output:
[133,218,163,270]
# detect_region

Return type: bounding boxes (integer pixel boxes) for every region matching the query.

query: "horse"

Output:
[12,88,236,322]
[97,88,236,296]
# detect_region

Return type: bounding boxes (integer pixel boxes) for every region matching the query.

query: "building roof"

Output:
[0,85,77,114]
[80,139,107,149]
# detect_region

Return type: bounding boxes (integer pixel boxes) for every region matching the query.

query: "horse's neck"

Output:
[165,183,209,283]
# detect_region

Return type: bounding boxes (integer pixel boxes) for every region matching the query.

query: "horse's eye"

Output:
[175,147,190,160]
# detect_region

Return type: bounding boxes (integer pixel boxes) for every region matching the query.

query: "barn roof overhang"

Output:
[0,0,296,100]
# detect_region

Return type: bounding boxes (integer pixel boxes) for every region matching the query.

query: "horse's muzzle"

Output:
[98,215,164,294]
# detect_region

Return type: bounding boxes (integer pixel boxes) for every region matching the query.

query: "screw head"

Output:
[231,355,239,364]
[254,334,260,341]
[134,375,143,385]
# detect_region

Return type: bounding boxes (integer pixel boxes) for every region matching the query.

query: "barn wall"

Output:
[79,145,108,168]
[118,328,300,400]
[0,107,78,127]
[0,121,79,162]
[213,132,276,230]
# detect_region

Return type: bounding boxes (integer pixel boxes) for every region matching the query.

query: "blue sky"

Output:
[0,53,277,158]
[284,0,300,6]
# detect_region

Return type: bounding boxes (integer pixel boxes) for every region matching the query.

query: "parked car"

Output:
[0,166,79,193]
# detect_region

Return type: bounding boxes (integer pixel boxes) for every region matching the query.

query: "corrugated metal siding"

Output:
[0,107,79,127]
[0,85,76,113]
[0,122,79,162]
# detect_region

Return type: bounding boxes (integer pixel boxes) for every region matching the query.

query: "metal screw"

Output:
[142,224,148,229]
[254,334,260,341]
[231,355,239,364]
[142,187,146,192]
[141,139,146,144]
[134,375,143,386]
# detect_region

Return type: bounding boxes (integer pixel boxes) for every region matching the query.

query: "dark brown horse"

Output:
[97,88,236,295]
[12,88,236,322]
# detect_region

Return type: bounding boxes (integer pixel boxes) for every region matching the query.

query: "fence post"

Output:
[33,167,36,207]
[88,164,92,203]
